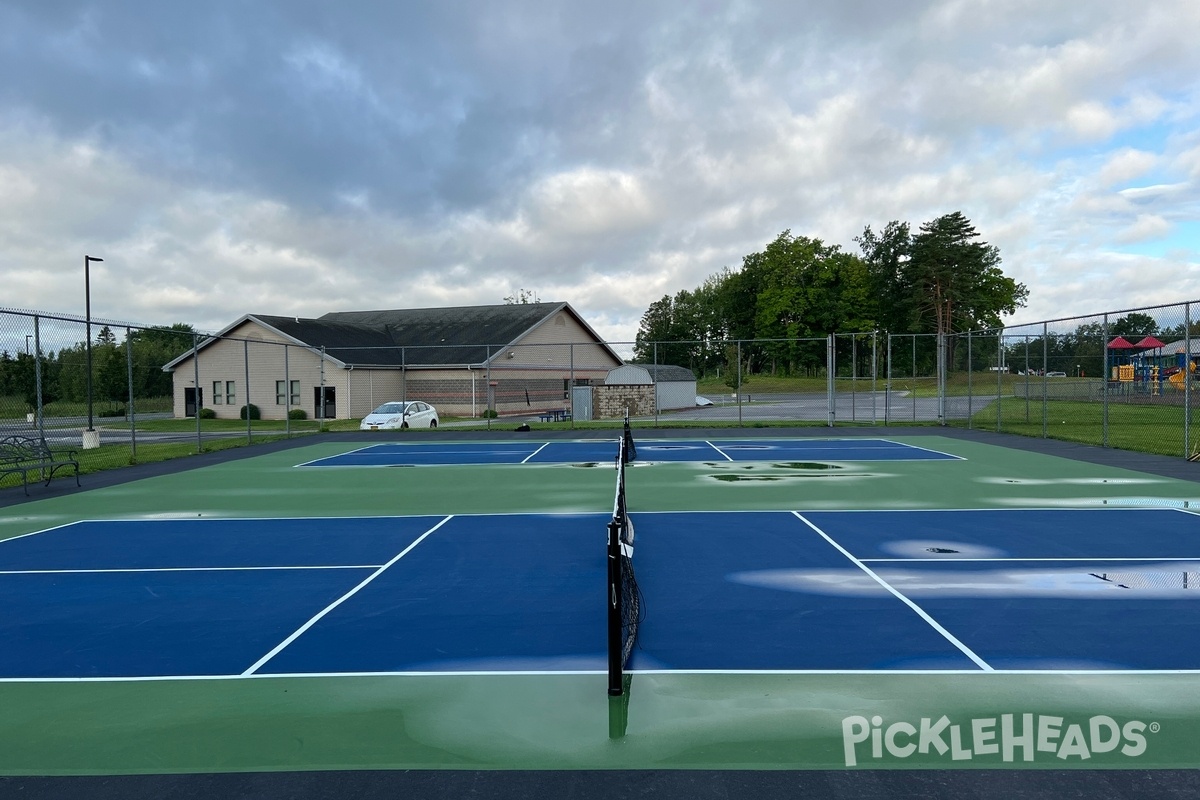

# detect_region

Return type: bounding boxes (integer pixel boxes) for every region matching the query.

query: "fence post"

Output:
[126,326,136,462]
[193,332,202,451]
[284,344,291,437]
[826,334,835,428]
[966,331,973,429]
[1186,303,1192,458]
[1042,323,1049,438]
[996,329,1003,433]
[653,341,659,427]
[1102,315,1109,448]
[1024,337,1031,423]
[34,316,44,439]
[851,334,857,422]
[936,333,946,426]
[911,335,917,422]
[244,339,252,443]
[736,340,743,427]
[871,330,878,425]
[885,333,892,425]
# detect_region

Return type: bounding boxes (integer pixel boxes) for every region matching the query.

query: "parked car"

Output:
[695,396,715,407]
[360,401,439,430]
[1046,371,1067,377]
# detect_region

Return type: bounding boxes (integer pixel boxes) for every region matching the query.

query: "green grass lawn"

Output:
[958,396,1199,458]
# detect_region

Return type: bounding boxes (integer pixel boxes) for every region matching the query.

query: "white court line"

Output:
[0,565,382,575]
[876,438,967,460]
[793,511,994,672]
[0,519,87,545]
[241,515,454,676]
[520,443,552,463]
[292,443,393,467]
[704,441,734,461]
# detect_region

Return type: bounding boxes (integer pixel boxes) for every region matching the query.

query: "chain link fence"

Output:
[947,302,1199,458]
[4,299,1200,491]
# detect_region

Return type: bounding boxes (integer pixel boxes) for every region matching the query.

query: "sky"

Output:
[1,0,1198,345]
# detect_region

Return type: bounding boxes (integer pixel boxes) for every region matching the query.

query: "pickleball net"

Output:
[607,422,641,696]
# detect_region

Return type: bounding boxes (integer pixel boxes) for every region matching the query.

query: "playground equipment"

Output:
[1107,335,1194,395]
[1169,360,1196,387]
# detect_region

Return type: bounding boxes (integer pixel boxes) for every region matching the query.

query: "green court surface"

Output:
[3,431,1200,780]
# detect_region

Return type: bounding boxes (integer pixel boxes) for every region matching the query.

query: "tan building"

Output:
[163,303,623,420]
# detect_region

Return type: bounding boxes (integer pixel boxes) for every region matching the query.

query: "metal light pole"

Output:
[84,255,104,434]
[25,335,31,354]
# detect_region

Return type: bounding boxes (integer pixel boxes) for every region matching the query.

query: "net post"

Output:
[606,516,624,696]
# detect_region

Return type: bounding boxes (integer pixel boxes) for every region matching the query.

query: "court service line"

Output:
[520,443,551,463]
[792,511,994,672]
[241,515,454,676]
[704,441,734,461]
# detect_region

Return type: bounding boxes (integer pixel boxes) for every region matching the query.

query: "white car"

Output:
[360,401,439,430]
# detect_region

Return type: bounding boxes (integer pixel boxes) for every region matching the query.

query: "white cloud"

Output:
[0,0,1198,346]
[1115,214,1171,243]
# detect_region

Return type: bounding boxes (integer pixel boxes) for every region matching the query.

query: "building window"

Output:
[212,381,223,404]
[225,381,236,405]
[276,380,300,405]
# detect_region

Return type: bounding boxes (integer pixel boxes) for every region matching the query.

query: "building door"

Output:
[313,386,336,419]
[571,385,593,421]
[184,387,203,417]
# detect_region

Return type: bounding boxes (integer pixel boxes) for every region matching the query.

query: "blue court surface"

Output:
[298,437,961,467]
[3,507,1199,680]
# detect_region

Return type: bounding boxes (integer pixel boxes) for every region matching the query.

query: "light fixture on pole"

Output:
[84,255,104,436]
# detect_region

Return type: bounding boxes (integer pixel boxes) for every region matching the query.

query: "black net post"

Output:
[607,516,624,696]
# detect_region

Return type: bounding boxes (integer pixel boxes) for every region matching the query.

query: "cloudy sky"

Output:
[1,0,1198,344]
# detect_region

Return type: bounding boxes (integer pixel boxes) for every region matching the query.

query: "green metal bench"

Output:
[0,435,80,495]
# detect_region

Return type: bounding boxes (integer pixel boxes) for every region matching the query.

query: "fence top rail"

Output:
[966,299,1200,337]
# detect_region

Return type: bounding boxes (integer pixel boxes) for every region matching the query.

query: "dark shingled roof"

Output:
[253,302,574,366]
[631,364,697,382]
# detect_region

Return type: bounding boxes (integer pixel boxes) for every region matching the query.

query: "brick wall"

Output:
[593,385,654,419]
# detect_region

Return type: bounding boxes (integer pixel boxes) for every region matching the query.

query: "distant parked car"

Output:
[695,396,714,407]
[360,401,439,430]
[1046,371,1067,377]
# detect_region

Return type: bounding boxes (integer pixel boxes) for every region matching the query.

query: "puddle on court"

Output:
[772,462,843,471]
[703,461,864,483]
[713,475,783,482]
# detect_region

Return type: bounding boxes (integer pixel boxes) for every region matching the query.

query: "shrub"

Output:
[100,406,126,418]
[287,408,307,420]
[198,408,217,419]
[239,404,261,420]
[482,409,498,419]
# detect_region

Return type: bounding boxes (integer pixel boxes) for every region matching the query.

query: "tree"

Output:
[95,345,128,410]
[128,324,195,398]
[905,212,1027,336]
[633,291,708,369]
[856,220,913,333]
[1109,313,1158,338]
[11,352,56,411]
[503,289,541,304]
